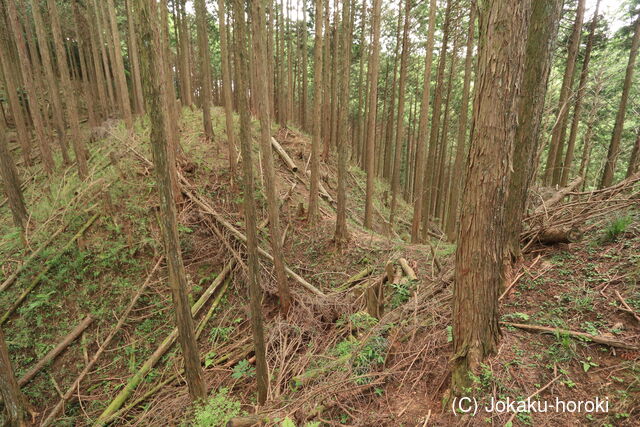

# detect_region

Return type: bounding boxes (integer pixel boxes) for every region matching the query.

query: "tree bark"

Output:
[218,0,238,181]
[0,327,29,426]
[106,0,133,129]
[409,0,438,241]
[389,0,412,227]
[250,0,292,315]
[195,0,214,140]
[626,129,640,178]
[5,0,55,174]
[560,0,600,187]
[504,0,562,260]
[363,0,383,229]
[47,0,90,179]
[600,12,640,187]
[30,0,70,164]
[308,0,324,224]
[444,3,476,241]
[543,0,586,186]
[233,0,268,405]
[127,0,145,115]
[334,0,351,245]
[136,0,206,401]
[0,119,27,229]
[452,0,531,394]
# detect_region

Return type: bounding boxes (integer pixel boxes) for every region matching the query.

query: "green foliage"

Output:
[192,388,243,427]
[602,215,633,243]
[232,359,255,379]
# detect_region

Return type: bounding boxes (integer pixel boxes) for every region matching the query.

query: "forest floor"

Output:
[0,108,638,426]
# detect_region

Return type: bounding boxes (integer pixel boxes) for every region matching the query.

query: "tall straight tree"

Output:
[560,0,600,186]
[195,0,214,140]
[363,0,383,229]
[445,3,476,240]
[504,0,563,260]
[107,0,133,129]
[334,0,351,245]
[601,10,640,187]
[410,0,437,242]
[626,129,640,177]
[29,0,70,165]
[233,0,268,405]
[250,0,292,314]
[543,0,586,186]
[5,0,55,174]
[135,0,206,401]
[452,0,531,393]
[47,0,90,178]
[421,0,452,238]
[126,0,145,115]
[0,120,27,230]
[308,0,324,223]
[0,327,29,426]
[389,0,412,227]
[217,0,238,180]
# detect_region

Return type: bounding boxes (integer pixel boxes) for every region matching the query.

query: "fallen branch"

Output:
[40,257,163,427]
[0,224,66,293]
[182,185,325,297]
[398,258,417,281]
[1,212,100,325]
[615,290,640,323]
[271,136,298,172]
[533,176,584,215]
[93,259,235,426]
[18,316,93,386]
[502,322,638,350]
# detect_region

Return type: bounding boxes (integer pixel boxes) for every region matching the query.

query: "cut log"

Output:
[93,260,235,426]
[40,257,163,427]
[1,212,100,325]
[19,316,93,386]
[227,416,266,427]
[270,136,298,171]
[534,226,582,245]
[533,176,583,214]
[398,258,417,281]
[0,224,66,293]
[502,321,638,350]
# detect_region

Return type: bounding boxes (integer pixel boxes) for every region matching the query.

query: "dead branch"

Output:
[18,316,93,387]
[502,322,638,350]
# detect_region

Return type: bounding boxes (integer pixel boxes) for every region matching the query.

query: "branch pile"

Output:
[522,172,640,246]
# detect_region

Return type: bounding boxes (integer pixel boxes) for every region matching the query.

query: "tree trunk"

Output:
[600,12,640,187]
[626,129,640,178]
[452,0,531,394]
[47,0,90,179]
[389,0,412,227]
[0,120,27,229]
[444,3,476,241]
[218,0,238,181]
[420,0,452,240]
[126,0,145,115]
[30,0,70,165]
[136,0,206,401]
[308,0,324,224]
[195,0,214,140]
[106,0,133,129]
[363,0,383,229]
[409,0,439,241]
[504,0,562,260]
[5,0,55,174]
[543,0,586,186]
[334,0,351,246]
[250,0,292,315]
[232,0,268,404]
[560,0,600,187]
[0,26,31,166]
[0,327,28,426]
